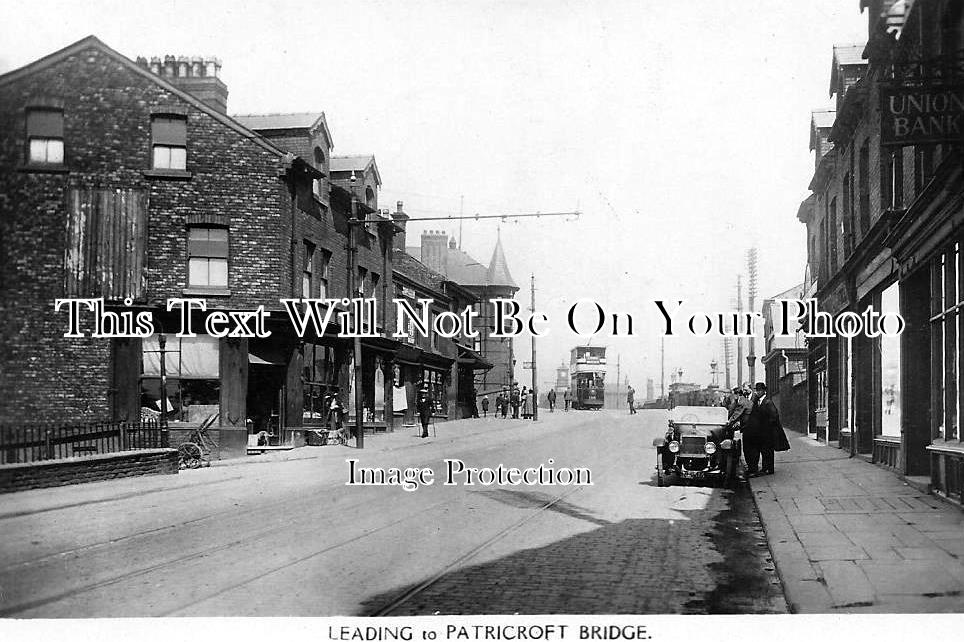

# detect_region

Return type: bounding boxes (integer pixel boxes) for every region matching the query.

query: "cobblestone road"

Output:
[0,410,786,615]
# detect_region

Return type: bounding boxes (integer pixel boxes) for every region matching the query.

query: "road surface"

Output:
[0,409,786,616]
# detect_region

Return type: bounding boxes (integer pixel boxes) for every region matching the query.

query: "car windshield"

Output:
[669,406,728,425]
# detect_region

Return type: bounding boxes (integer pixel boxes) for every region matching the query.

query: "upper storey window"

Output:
[151,115,187,170]
[26,108,64,165]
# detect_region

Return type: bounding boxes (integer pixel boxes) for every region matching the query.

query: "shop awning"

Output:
[360,336,402,355]
[248,342,287,366]
[457,346,493,371]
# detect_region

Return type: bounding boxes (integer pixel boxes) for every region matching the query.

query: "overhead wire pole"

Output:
[530,273,538,422]
[349,174,364,449]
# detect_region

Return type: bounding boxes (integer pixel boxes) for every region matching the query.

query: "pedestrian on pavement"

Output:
[481,395,490,417]
[521,386,530,419]
[501,388,509,418]
[563,388,571,411]
[743,382,790,476]
[415,382,433,438]
[547,389,556,412]
[510,384,521,419]
[726,386,753,432]
[627,386,636,414]
[470,386,479,419]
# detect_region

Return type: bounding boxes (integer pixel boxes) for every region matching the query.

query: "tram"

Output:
[569,345,606,410]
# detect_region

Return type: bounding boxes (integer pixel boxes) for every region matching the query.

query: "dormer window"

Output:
[365,186,375,209]
[151,115,187,170]
[313,147,326,173]
[26,108,64,165]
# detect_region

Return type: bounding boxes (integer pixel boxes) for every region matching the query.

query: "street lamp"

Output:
[348,172,364,449]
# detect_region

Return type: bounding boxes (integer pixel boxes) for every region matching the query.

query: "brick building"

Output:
[407,230,519,395]
[0,36,409,457]
[798,0,964,501]
[761,284,809,435]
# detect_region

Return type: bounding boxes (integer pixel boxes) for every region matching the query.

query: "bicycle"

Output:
[177,412,220,469]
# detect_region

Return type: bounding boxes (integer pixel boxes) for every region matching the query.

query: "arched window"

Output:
[365,186,375,208]
[313,146,325,173]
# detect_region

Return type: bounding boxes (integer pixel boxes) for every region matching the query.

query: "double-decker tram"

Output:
[570,345,606,410]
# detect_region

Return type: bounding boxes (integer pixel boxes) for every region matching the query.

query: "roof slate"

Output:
[811,109,836,129]
[234,112,324,131]
[393,250,446,295]
[331,155,375,172]
[833,44,868,66]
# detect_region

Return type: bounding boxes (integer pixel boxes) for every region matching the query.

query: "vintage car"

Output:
[652,405,740,487]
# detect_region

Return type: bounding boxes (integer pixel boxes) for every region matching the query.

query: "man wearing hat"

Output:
[743,382,790,476]
[726,386,752,432]
[415,381,433,438]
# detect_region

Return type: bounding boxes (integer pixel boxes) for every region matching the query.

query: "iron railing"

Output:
[0,419,167,465]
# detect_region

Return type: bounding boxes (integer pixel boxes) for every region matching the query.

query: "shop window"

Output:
[422,368,446,415]
[26,108,64,165]
[303,343,337,423]
[140,334,220,422]
[930,242,962,441]
[303,240,315,298]
[151,115,187,170]
[880,282,902,437]
[188,226,228,288]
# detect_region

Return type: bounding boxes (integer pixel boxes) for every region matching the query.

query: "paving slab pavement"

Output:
[751,431,964,613]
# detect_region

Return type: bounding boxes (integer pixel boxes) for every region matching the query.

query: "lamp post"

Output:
[349,172,364,449]
[158,332,169,447]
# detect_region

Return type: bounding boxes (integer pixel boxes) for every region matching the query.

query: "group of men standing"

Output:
[725,382,791,476]
[485,383,532,419]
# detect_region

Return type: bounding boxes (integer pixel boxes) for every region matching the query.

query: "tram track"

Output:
[0,488,402,616]
[370,485,585,616]
[2,414,614,616]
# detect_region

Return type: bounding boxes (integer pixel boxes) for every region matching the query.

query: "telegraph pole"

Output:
[530,273,538,422]
[747,247,758,385]
[736,275,744,386]
[660,336,665,399]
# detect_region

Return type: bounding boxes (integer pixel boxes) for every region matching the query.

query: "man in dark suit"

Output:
[743,382,790,476]
[416,382,433,438]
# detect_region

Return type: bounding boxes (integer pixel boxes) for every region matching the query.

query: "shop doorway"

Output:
[247,365,285,439]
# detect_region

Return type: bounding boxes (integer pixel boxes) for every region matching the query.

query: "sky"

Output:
[1,0,868,394]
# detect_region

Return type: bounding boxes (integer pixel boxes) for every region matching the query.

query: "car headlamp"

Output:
[704,442,717,455]
[668,441,680,453]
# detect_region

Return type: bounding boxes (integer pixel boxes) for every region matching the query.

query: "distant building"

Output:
[407,230,519,394]
[761,284,808,434]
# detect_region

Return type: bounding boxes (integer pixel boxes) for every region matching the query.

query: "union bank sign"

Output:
[880,85,964,146]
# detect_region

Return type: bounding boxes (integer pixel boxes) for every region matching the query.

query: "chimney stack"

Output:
[420,229,448,275]
[142,53,229,114]
[392,201,409,252]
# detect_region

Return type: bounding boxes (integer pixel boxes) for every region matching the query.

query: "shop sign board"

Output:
[880,84,964,146]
